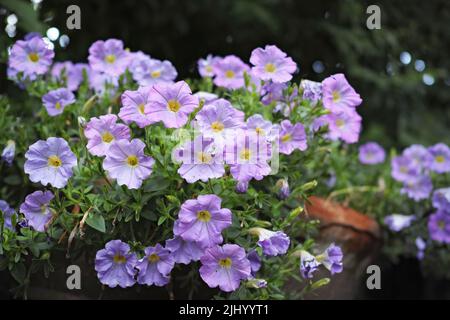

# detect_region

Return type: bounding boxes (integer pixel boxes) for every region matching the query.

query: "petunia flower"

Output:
[249,227,290,256]
[358,142,386,165]
[51,61,89,91]
[24,137,78,189]
[136,244,175,287]
[42,88,76,116]
[146,81,198,128]
[428,210,450,244]
[0,200,16,231]
[322,73,362,113]
[316,243,343,275]
[19,190,54,232]
[325,109,362,144]
[391,155,420,183]
[8,37,54,77]
[1,140,16,166]
[247,249,262,277]
[250,45,297,83]
[173,194,232,249]
[119,86,153,128]
[384,214,416,232]
[426,143,450,173]
[275,178,290,199]
[402,144,433,170]
[199,244,251,292]
[88,39,130,77]
[276,120,308,155]
[84,114,131,157]
[299,250,320,279]
[300,79,322,103]
[198,54,221,78]
[260,82,286,105]
[95,240,137,288]
[246,114,276,142]
[193,91,219,104]
[131,57,177,87]
[103,138,155,189]
[165,236,204,264]
[432,188,450,212]
[213,55,249,90]
[400,175,433,201]
[88,69,119,94]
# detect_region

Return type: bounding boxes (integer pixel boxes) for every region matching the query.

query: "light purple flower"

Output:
[428,210,450,244]
[272,87,298,117]
[236,181,249,193]
[325,109,362,144]
[300,79,322,103]
[103,138,154,189]
[426,143,450,173]
[88,39,130,77]
[199,244,251,292]
[247,249,261,276]
[175,135,225,183]
[131,57,177,87]
[391,155,420,182]
[119,87,153,128]
[1,140,15,166]
[95,240,137,288]
[246,114,275,142]
[165,236,204,264]
[277,120,307,155]
[432,188,450,212]
[276,178,290,199]
[322,73,362,113]
[300,250,320,279]
[400,175,433,201]
[173,194,232,248]
[384,214,416,232]
[84,114,131,157]
[319,243,343,275]
[402,144,433,169]
[9,37,54,77]
[19,190,54,232]
[213,55,249,90]
[127,51,152,75]
[415,237,426,260]
[51,62,88,91]
[193,91,219,104]
[24,137,77,188]
[42,88,76,116]
[136,244,175,287]
[146,81,198,128]
[198,54,221,78]
[260,82,286,105]
[359,142,386,165]
[250,45,297,83]
[250,227,290,256]
[0,200,16,231]
[88,69,119,94]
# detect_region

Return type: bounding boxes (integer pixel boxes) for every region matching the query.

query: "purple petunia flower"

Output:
[1,140,16,166]
[136,244,175,287]
[198,54,221,78]
[95,240,137,288]
[146,81,198,128]
[246,114,276,142]
[276,120,308,155]
[247,249,262,277]
[275,178,290,199]
[432,188,450,212]
[24,137,77,189]
[199,244,251,292]
[300,250,320,279]
[165,236,204,264]
[318,243,343,275]
[127,51,152,75]
[426,143,450,173]
[195,98,245,143]
[193,91,219,104]
[322,73,362,113]
[173,194,232,248]
[400,175,433,201]
[250,227,290,256]
[9,37,54,77]
[103,138,154,189]
[300,79,322,103]
[260,82,287,106]
[391,155,420,183]
[213,55,249,90]
[19,190,54,232]
[359,142,386,165]
[402,144,433,170]
[250,45,297,83]
[236,181,249,193]
[384,214,416,232]
[88,39,130,77]
[325,109,362,144]
[175,135,225,183]
[119,86,153,128]
[42,88,76,116]
[51,62,88,91]
[84,114,131,157]
[272,87,298,117]
[415,237,426,260]
[0,200,16,231]
[88,69,119,94]
[131,57,177,87]
[428,210,450,244]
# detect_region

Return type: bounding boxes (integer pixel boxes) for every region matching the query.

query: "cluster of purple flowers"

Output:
[428,188,450,244]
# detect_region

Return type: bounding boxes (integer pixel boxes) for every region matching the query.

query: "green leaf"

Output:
[157,215,167,226]
[11,263,26,284]
[86,213,106,233]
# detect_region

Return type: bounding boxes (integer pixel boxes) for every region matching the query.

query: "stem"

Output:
[327,185,380,201]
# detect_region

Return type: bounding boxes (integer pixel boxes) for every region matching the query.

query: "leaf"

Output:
[86,213,106,233]
[157,215,167,226]
[11,263,26,284]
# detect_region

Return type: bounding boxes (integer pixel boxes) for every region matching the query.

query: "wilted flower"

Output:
[428,210,450,244]
[0,200,16,231]
[299,250,320,279]
[426,143,450,173]
[322,73,362,113]
[250,45,297,83]
[165,236,204,264]
[1,140,16,165]
[19,190,54,232]
[275,178,290,199]
[88,39,130,77]
[95,240,137,288]
[199,244,251,292]
[119,86,153,128]
[400,175,433,201]
[42,88,76,116]
[249,227,290,256]
[300,79,322,103]
[24,137,77,188]
[84,114,131,157]
[103,138,154,189]
[358,142,386,165]
[277,120,308,155]
[236,180,249,193]
[9,37,54,77]
[213,55,249,90]
[384,214,416,232]
[136,244,175,287]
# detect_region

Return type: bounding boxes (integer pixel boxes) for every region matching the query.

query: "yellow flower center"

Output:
[167,99,181,112]
[225,70,235,78]
[265,63,276,73]
[102,131,114,143]
[435,155,445,163]
[48,155,62,167]
[240,148,251,161]
[138,103,145,114]
[211,121,224,132]
[105,54,116,64]
[151,70,161,78]
[218,257,232,268]
[438,220,446,230]
[55,102,62,110]
[28,52,39,63]
[206,65,213,73]
[113,254,126,264]
[40,205,48,214]
[399,166,407,173]
[126,155,139,167]
[255,127,265,135]
[332,90,341,102]
[335,119,345,128]
[281,134,291,142]
[197,210,211,222]
[148,253,160,263]
[197,152,212,164]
